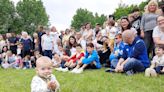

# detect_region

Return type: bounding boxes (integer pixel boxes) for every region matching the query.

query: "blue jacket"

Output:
[109,41,125,61]
[121,36,150,68]
[82,50,101,69]
[20,38,33,51]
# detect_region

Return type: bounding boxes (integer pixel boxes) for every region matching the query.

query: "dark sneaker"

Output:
[105,68,115,73]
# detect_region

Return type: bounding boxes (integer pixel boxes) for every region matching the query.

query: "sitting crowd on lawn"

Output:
[0,0,164,77]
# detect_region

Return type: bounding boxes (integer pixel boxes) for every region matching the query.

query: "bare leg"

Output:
[75,60,82,69]
[81,64,88,69]
[65,61,71,67]
[69,62,76,68]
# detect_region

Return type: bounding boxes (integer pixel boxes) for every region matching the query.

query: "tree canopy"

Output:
[71,1,150,30]
[113,0,149,20]
[0,0,15,33]
[0,0,48,34]
[71,8,106,30]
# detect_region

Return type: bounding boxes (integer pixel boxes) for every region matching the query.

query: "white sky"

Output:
[12,0,146,31]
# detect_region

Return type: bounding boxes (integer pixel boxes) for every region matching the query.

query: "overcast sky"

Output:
[12,0,146,31]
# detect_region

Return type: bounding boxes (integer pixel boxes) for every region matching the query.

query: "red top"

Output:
[68,52,84,63]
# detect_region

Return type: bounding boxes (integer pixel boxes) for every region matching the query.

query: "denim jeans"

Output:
[123,58,145,73]
[154,66,164,73]
[24,62,30,68]
[43,50,52,59]
[111,59,119,69]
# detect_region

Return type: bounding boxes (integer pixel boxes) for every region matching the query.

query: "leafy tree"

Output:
[16,0,48,34]
[0,0,15,33]
[138,1,149,12]
[113,0,149,20]
[71,8,106,30]
[71,8,94,30]
[113,5,138,20]
[93,13,106,27]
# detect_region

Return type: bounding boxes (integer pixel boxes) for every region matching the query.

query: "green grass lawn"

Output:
[0,68,164,92]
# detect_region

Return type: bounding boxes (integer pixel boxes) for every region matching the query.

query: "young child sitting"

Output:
[53,45,67,67]
[23,55,32,69]
[1,50,18,69]
[53,45,68,70]
[61,44,85,72]
[145,45,164,77]
[71,43,101,73]
[15,54,23,69]
[108,33,124,70]
[31,56,60,92]
[52,54,62,68]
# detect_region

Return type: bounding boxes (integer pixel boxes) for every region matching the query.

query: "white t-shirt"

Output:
[153,26,164,41]
[0,40,6,52]
[42,34,53,50]
[151,55,164,67]
[70,47,76,56]
[31,74,60,92]
[50,32,59,44]
[109,27,118,39]
[82,29,94,40]
[92,39,102,50]
[101,29,107,36]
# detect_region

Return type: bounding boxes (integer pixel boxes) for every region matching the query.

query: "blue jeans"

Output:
[23,62,30,68]
[43,50,52,59]
[123,58,145,73]
[154,66,164,73]
[111,59,119,69]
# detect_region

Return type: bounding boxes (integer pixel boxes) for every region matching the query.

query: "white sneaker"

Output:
[61,67,69,72]
[15,67,20,70]
[74,68,83,74]
[70,68,78,73]
[55,67,63,71]
[23,67,26,70]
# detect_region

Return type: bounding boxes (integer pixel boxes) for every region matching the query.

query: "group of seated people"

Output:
[1,29,162,77]
[54,29,164,76]
[1,0,164,76]
[0,28,163,77]
[0,21,164,77]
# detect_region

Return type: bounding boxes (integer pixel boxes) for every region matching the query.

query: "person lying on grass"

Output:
[145,45,164,77]
[71,43,101,74]
[31,56,60,92]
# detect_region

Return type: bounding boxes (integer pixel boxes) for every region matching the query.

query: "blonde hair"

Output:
[145,0,159,14]
[33,32,38,38]
[103,21,108,29]
[36,56,52,68]
[7,50,12,55]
